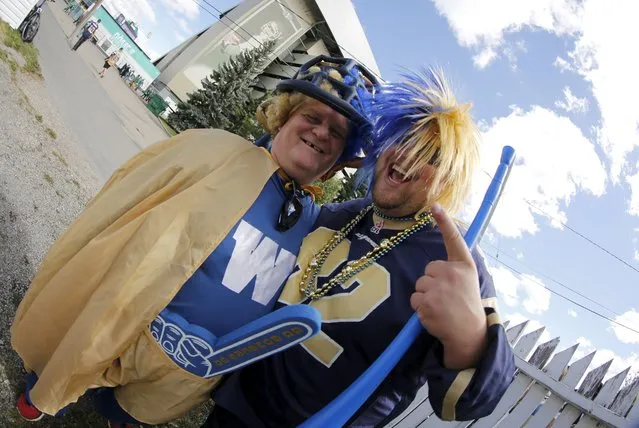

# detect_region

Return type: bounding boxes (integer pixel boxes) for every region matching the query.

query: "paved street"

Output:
[33,2,168,181]
[0,5,209,425]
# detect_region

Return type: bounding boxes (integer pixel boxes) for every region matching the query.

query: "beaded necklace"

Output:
[372,204,415,222]
[299,204,433,300]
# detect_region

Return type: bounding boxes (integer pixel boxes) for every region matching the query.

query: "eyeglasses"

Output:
[276,181,304,232]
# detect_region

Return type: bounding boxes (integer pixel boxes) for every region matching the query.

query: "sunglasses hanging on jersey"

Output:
[277,180,304,232]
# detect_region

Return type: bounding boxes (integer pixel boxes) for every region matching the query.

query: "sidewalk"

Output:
[34,2,169,181]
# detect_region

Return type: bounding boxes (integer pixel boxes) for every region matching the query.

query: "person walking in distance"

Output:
[99,48,123,78]
[72,18,101,51]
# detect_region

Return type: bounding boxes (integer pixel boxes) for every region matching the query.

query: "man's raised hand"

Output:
[409,203,488,369]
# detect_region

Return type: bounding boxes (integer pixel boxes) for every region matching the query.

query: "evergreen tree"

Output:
[313,176,343,205]
[335,169,369,203]
[167,40,276,141]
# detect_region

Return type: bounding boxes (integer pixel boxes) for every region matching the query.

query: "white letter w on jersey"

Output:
[222,220,296,305]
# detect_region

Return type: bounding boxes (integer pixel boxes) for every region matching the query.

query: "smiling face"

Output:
[372,148,439,217]
[271,99,350,185]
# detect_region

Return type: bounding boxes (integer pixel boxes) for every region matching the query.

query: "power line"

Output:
[184,0,288,76]
[480,240,622,318]
[271,0,384,82]
[198,0,272,50]
[525,198,639,274]
[484,252,639,336]
[481,169,639,276]
[185,0,250,43]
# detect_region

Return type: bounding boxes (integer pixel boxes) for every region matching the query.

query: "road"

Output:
[32,2,168,181]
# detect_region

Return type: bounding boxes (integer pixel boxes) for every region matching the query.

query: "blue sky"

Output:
[102,0,225,60]
[110,0,639,381]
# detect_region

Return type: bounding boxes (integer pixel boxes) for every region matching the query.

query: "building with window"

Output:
[153,0,379,112]
[89,6,159,91]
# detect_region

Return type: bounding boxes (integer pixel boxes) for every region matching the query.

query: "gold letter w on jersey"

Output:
[222,220,296,305]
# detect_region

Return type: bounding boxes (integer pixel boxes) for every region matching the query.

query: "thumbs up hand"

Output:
[409,204,488,370]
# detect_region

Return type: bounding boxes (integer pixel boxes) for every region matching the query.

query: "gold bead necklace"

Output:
[299,204,434,300]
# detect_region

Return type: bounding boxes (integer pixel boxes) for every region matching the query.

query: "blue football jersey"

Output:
[149,173,319,379]
[214,198,515,427]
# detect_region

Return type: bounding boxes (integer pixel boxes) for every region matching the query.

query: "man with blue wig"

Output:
[205,68,516,427]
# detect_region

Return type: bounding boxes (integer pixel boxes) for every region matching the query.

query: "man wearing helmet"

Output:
[11,56,378,427]
[205,69,516,427]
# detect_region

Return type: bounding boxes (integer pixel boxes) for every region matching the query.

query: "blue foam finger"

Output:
[150,305,321,378]
[207,304,322,377]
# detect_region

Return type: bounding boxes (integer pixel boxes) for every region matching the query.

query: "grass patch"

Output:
[18,91,37,115]
[52,150,68,167]
[0,48,19,79]
[43,173,53,185]
[45,127,57,140]
[68,178,80,188]
[160,117,178,137]
[0,21,41,77]
[35,113,42,122]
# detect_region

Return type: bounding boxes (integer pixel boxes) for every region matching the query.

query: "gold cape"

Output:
[10,129,279,423]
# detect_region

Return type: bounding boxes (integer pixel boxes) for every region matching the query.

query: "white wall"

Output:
[0,0,37,29]
[157,0,318,101]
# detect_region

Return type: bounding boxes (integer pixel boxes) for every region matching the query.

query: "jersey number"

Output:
[279,227,391,367]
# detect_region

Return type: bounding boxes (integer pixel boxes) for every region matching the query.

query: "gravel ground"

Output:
[0,46,209,428]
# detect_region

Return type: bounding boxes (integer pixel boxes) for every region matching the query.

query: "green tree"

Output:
[313,176,343,205]
[313,170,369,206]
[335,170,369,202]
[167,40,276,141]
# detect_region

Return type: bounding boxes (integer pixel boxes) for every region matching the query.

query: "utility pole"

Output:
[68,0,106,43]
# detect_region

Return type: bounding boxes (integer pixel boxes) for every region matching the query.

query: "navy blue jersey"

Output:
[214,198,515,427]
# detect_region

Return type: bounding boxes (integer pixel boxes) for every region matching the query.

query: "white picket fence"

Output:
[386,320,639,428]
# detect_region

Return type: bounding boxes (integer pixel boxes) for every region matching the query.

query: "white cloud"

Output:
[573,336,639,383]
[473,48,498,69]
[432,0,581,68]
[626,168,639,215]
[159,0,201,20]
[472,40,526,70]
[521,276,552,315]
[177,18,194,36]
[133,32,160,61]
[555,86,589,113]
[432,0,639,183]
[490,266,551,315]
[102,0,161,59]
[463,106,606,238]
[569,309,578,317]
[565,0,639,183]
[105,0,156,24]
[174,31,188,43]
[554,56,574,73]
[505,312,553,344]
[491,265,519,307]
[610,309,639,344]
[504,40,527,71]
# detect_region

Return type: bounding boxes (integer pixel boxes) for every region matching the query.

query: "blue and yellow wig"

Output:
[364,68,480,214]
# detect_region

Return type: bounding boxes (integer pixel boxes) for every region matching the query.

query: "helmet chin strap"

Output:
[275,169,324,232]
[276,180,304,232]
